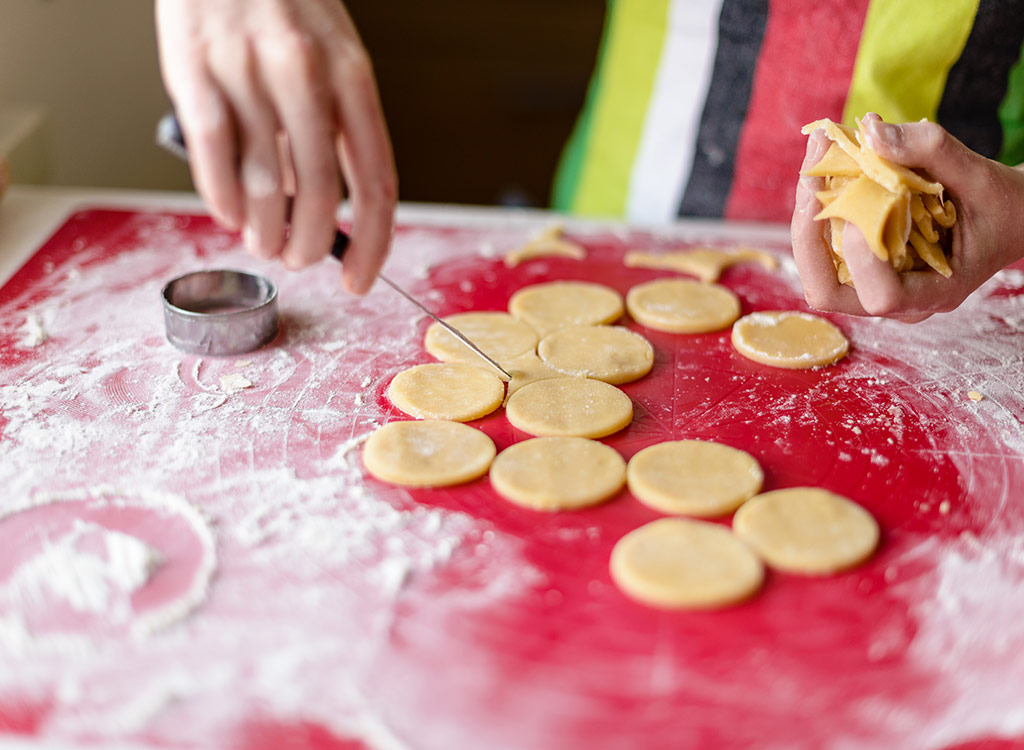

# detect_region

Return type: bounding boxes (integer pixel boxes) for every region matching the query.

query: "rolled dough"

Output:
[508,281,624,337]
[362,420,496,487]
[732,487,880,575]
[424,311,538,366]
[489,436,626,511]
[388,362,504,422]
[627,440,763,517]
[505,376,632,438]
[626,279,742,334]
[731,311,849,369]
[610,518,764,609]
[537,325,654,385]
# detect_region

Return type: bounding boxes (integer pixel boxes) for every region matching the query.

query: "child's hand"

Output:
[792,115,1024,322]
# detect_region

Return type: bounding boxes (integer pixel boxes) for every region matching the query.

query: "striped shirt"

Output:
[553,0,1024,224]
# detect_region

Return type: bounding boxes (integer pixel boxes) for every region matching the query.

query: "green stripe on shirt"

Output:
[843,0,978,125]
[555,0,671,217]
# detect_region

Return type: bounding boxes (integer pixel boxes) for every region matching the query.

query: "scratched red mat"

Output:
[0,208,1023,749]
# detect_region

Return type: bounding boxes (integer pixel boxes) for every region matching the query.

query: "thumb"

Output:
[862,119,974,189]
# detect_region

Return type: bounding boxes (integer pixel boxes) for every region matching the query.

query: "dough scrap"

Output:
[627,440,763,517]
[424,311,538,367]
[610,518,764,609]
[802,118,955,285]
[624,247,778,282]
[489,436,626,511]
[537,325,654,385]
[508,281,623,337]
[505,376,632,438]
[362,420,496,487]
[504,225,587,267]
[731,311,849,369]
[626,279,741,334]
[388,362,505,422]
[732,487,880,575]
[502,350,564,405]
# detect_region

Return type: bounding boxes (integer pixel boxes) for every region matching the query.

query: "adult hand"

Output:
[792,114,1024,322]
[155,0,398,294]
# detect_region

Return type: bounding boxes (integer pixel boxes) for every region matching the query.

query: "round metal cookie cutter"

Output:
[162,269,278,355]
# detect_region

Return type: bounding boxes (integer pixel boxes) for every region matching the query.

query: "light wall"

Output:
[0,0,193,190]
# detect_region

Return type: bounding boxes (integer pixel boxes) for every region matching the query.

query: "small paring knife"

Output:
[156,112,511,380]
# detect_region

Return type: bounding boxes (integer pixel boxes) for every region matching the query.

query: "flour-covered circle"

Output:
[537,325,654,385]
[388,362,504,422]
[362,420,496,487]
[731,311,849,369]
[626,278,742,333]
[424,311,539,365]
[505,377,633,438]
[508,281,624,336]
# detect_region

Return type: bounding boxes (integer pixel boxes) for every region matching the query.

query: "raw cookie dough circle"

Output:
[490,437,626,511]
[626,279,742,333]
[627,440,763,517]
[508,281,624,336]
[424,311,539,366]
[732,487,879,575]
[610,518,764,609]
[537,325,654,385]
[731,311,849,369]
[362,420,496,487]
[387,362,504,422]
[505,376,632,438]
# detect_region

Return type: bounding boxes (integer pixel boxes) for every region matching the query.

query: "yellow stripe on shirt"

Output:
[844,0,979,126]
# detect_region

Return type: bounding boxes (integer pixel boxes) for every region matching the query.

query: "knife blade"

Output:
[156,112,511,380]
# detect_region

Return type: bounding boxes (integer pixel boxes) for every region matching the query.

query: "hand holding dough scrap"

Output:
[732,487,879,575]
[489,436,626,510]
[624,247,778,282]
[537,325,654,385]
[610,518,764,609]
[505,376,632,438]
[731,311,849,369]
[504,225,587,267]
[424,311,538,366]
[627,440,763,517]
[362,420,496,487]
[626,279,741,334]
[508,281,623,337]
[388,362,504,422]
[802,118,956,284]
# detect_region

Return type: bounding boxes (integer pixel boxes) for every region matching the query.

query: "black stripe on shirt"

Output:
[677,0,770,218]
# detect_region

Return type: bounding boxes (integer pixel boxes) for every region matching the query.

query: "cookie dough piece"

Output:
[731,311,849,369]
[424,311,538,366]
[732,487,880,575]
[489,436,626,511]
[624,247,779,282]
[626,279,742,334]
[362,420,496,487]
[537,325,654,385]
[610,518,764,609]
[388,362,504,422]
[505,376,632,438]
[627,440,763,517]
[508,281,624,337]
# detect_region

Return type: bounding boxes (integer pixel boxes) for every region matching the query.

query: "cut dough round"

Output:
[362,420,496,487]
[626,278,742,333]
[505,376,633,438]
[732,487,879,575]
[489,436,626,511]
[627,440,763,517]
[388,362,504,422]
[731,311,849,369]
[537,325,654,385]
[508,281,624,337]
[424,311,538,366]
[610,518,764,609]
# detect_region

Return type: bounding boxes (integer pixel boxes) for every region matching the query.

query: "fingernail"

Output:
[866,120,903,151]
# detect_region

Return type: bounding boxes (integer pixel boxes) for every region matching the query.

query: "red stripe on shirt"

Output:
[724,0,871,223]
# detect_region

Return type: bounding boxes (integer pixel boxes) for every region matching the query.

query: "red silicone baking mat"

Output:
[0,208,1023,749]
